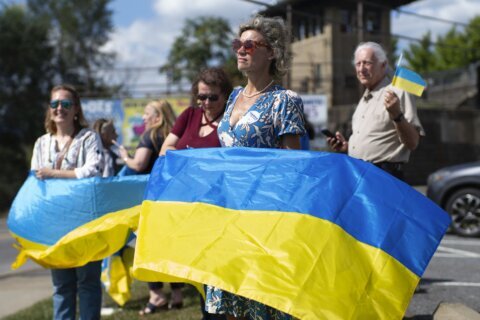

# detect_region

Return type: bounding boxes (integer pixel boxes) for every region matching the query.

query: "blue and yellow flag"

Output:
[7,173,148,269]
[392,67,426,96]
[133,147,450,319]
[101,245,135,306]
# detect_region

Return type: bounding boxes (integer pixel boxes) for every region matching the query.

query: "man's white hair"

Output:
[353,42,388,65]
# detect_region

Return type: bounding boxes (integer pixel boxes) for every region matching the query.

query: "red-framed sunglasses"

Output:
[232,39,270,54]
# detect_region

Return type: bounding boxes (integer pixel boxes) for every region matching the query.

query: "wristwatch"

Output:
[393,113,404,123]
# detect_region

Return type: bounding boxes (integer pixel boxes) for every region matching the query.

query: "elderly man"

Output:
[328,41,424,180]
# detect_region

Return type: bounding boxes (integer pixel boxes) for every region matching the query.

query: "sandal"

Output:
[139,301,168,316]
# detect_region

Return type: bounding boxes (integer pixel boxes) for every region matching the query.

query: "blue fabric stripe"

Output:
[146,148,450,276]
[7,173,149,245]
[394,67,426,86]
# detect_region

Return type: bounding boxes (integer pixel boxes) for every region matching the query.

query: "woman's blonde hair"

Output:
[146,99,176,150]
[45,84,89,134]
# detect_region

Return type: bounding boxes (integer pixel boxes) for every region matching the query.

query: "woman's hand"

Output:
[35,168,77,179]
[116,143,129,161]
[35,168,56,179]
[160,133,180,156]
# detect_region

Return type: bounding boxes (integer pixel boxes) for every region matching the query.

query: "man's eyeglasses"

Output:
[232,39,270,54]
[197,94,219,102]
[50,99,73,110]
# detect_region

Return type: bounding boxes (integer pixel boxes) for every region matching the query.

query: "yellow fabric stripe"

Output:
[392,76,425,96]
[10,205,141,269]
[133,201,419,319]
[101,246,135,306]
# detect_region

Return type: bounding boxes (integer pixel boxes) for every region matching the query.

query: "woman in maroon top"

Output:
[160,68,233,155]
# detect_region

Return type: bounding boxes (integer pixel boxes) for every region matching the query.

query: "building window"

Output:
[301,77,309,93]
[313,64,322,88]
[314,16,323,35]
[293,12,323,41]
[340,9,355,33]
[365,8,381,34]
[299,21,306,40]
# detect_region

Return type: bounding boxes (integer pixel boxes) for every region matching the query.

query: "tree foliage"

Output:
[27,0,116,96]
[0,4,53,210]
[463,16,480,63]
[161,16,242,86]
[404,31,437,73]
[434,27,467,70]
[405,15,480,72]
[0,1,116,211]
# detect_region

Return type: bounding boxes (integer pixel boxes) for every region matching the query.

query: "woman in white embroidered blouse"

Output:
[30,84,104,320]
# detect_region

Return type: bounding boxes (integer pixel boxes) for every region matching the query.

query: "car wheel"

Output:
[445,188,480,237]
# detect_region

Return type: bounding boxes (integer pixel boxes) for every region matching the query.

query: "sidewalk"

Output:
[0,216,52,319]
[0,268,51,318]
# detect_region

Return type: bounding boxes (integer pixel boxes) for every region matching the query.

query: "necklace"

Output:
[242,80,274,98]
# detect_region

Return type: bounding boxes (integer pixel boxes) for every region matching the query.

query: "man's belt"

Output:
[373,162,404,172]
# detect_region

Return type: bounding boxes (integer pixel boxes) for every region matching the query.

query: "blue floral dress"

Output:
[217,85,306,148]
[206,85,306,319]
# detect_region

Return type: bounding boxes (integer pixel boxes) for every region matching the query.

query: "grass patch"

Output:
[4,280,203,320]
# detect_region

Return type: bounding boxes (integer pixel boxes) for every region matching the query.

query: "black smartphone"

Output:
[321,128,336,139]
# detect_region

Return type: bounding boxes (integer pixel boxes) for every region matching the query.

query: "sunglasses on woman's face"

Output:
[232,39,270,54]
[197,94,219,102]
[50,99,73,110]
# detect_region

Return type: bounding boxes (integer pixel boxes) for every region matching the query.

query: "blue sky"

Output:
[8,0,480,93]
[101,0,480,94]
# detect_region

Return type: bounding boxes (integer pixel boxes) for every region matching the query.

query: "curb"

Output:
[433,302,480,320]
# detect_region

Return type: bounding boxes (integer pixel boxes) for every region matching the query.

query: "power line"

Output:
[94,1,476,79]
[393,8,468,28]
[344,0,469,27]
[238,0,271,7]
[235,0,477,54]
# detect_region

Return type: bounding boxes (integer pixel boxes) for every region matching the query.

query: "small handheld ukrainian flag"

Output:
[391,54,426,96]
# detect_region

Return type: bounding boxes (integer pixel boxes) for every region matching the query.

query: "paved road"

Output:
[0,216,51,319]
[406,234,480,317]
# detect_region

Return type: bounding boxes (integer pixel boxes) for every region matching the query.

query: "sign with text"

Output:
[300,94,328,149]
[82,97,190,150]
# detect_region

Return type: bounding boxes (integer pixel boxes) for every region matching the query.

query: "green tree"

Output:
[435,27,467,70]
[161,16,242,86]
[463,16,480,64]
[403,15,480,72]
[27,0,116,96]
[404,31,437,73]
[0,4,54,210]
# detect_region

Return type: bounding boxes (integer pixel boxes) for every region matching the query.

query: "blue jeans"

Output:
[51,261,102,320]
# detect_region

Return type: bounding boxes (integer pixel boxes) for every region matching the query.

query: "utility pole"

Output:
[357,1,364,43]
[357,1,364,98]
[286,4,292,89]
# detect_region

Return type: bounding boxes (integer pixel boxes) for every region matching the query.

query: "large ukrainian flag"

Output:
[133,148,450,319]
[7,173,148,269]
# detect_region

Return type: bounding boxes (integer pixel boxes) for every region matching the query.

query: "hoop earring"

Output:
[74,115,78,121]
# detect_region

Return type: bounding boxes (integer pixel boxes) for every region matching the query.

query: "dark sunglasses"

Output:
[232,39,270,54]
[197,94,219,102]
[50,99,73,110]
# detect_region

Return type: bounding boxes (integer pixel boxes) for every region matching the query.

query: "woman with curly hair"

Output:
[208,15,306,320]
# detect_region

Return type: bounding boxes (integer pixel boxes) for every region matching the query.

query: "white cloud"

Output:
[103,0,262,94]
[104,0,480,94]
[392,0,480,48]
